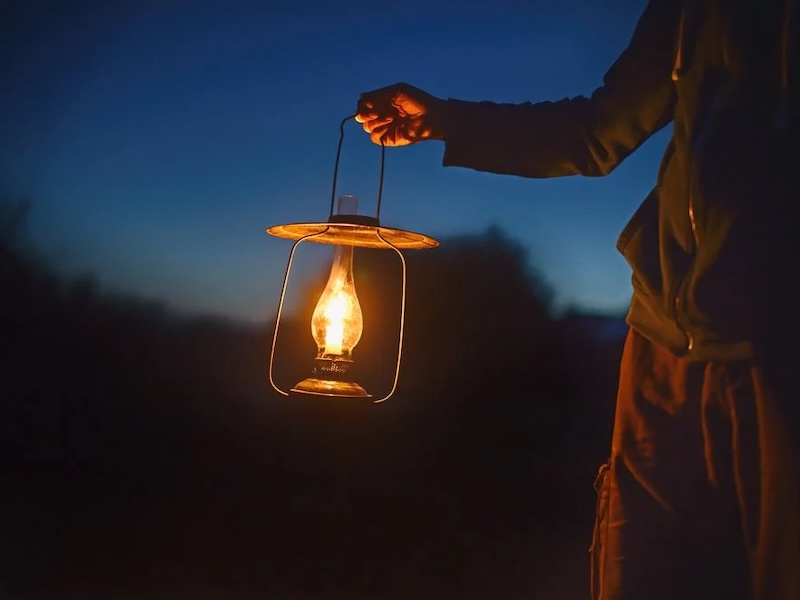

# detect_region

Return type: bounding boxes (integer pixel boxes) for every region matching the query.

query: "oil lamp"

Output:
[266,115,439,402]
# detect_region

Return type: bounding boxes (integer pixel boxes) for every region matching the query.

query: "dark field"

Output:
[2,224,624,599]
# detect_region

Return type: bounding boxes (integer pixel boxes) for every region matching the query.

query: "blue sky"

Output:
[1,0,670,324]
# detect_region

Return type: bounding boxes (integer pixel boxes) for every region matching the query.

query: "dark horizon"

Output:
[0,0,661,323]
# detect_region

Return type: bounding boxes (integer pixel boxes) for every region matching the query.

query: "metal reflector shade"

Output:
[266,219,439,250]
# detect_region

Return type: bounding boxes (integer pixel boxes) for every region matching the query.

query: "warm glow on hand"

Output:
[356,83,446,147]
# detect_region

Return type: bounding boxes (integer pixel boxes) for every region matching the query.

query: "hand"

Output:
[355,83,446,146]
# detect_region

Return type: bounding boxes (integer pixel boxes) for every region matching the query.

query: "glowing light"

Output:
[310,244,363,361]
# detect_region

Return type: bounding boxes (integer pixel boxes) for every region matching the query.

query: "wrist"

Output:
[424,97,448,141]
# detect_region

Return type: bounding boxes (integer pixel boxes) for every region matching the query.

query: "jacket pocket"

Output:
[616,186,659,257]
[590,460,611,600]
[616,186,662,301]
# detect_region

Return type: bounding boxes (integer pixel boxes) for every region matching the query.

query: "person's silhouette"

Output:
[356,1,800,599]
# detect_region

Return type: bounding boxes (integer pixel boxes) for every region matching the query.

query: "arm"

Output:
[443,0,681,178]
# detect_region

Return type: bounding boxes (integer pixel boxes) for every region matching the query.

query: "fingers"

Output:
[356,93,396,140]
[354,97,374,123]
[356,97,393,124]
[367,121,416,147]
[360,115,393,135]
[369,128,387,145]
[355,83,426,146]
[356,83,405,121]
[360,113,417,146]
[370,127,411,147]
[361,118,414,146]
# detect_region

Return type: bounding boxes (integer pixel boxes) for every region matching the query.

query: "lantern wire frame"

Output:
[267,226,407,403]
[266,114,439,403]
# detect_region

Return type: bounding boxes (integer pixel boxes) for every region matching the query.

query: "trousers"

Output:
[591,329,800,600]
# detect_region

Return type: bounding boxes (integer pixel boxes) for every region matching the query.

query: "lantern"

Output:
[266,115,439,402]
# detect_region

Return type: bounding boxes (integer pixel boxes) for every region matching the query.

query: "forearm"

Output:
[442,96,605,178]
[442,92,672,179]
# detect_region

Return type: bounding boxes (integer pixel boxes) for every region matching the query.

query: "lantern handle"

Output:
[329,114,386,223]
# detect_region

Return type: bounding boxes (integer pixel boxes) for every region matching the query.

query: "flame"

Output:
[322,289,348,355]
[310,244,363,361]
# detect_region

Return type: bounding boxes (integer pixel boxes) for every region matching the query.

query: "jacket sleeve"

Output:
[442,0,681,178]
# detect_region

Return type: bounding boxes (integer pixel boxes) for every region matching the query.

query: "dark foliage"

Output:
[1,212,624,599]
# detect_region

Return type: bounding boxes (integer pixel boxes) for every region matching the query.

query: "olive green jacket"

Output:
[443,0,799,360]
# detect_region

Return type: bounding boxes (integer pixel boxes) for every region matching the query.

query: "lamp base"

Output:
[291,377,371,398]
[291,357,371,398]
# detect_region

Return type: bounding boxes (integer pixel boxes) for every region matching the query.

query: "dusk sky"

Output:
[1,0,671,324]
